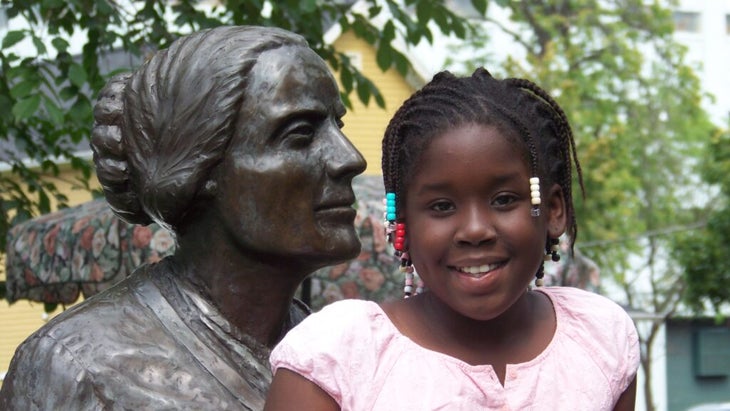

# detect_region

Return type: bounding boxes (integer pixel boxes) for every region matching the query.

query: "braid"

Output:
[505,78,584,251]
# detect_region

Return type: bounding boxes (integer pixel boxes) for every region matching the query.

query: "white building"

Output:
[673,0,730,127]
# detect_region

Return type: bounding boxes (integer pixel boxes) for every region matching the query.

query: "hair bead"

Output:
[529,177,541,216]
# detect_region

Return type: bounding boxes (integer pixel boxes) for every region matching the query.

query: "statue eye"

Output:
[284,123,316,147]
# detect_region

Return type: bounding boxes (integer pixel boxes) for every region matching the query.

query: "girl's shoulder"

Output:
[538,286,639,371]
[272,299,400,363]
[304,298,389,332]
[539,286,631,324]
[270,299,406,406]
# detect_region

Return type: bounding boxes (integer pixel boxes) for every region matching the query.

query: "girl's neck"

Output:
[423,290,542,347]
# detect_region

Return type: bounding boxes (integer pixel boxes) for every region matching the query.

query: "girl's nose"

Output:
[454,204,495,246]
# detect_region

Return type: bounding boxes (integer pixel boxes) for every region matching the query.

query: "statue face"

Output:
[212,45,366,270]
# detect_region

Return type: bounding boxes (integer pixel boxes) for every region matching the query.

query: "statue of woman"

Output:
[0,25,366,410]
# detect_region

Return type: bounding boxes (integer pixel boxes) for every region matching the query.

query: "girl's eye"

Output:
[429,200,455,213]
[492,194,517,207]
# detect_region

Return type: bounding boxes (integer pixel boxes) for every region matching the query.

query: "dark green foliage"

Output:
[675,129,730,314]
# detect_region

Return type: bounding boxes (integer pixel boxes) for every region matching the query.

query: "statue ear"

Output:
[199,163,222,198]
[201,179,218,197]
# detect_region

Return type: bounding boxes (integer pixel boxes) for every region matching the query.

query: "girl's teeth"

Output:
[461,265,492,274]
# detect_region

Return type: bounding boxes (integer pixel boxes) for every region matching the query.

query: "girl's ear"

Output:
[546,183,567,238]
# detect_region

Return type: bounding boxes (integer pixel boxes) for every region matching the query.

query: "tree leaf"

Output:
[12,94,41,120]
[375,43,392,71]
[44,97,65,125]
[340,65,354,93]
[299,0,316,13]
[68,63,88,88]
[471,0,487,15]
[32,36,47,54]
[10,79,37,99]
[356,77,371,106]
[51,37,70,53]
[2,31,25,49]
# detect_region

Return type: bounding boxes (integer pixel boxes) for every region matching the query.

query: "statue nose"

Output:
[325,128,366,178]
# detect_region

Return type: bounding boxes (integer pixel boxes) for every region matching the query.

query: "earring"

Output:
[530,177,541,217]
[546,237,560,262]
[535,266,545,287]
[536,238,560,287]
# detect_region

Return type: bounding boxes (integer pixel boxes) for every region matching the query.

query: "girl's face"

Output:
[404,123,565,321]
[211,44,367,271]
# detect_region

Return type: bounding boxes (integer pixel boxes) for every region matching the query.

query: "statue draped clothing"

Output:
[0,259,309,410]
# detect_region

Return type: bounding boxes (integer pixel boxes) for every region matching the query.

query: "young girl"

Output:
[265,68,639,410]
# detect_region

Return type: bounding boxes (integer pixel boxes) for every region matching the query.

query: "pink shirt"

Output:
[271,287,639,410]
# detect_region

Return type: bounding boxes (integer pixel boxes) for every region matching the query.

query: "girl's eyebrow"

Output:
[415,171,525,195]
[414,181,452,196]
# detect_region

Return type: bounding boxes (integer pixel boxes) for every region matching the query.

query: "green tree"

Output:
[0,0,480,252]
[674,126,730,316]
[446,1,715,410]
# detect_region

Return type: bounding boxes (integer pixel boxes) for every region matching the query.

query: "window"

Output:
[693,328,730,378]
[726,14,730,35]
[674,11,701,33]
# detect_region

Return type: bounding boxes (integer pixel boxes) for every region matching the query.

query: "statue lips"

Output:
[314,192,357,223]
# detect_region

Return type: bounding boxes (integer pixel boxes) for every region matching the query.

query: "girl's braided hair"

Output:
[382,68,584,251]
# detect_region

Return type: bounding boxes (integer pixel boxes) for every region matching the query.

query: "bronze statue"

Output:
[0,25,366,410]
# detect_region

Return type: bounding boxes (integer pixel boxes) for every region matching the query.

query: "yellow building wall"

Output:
[1,167,98,380]
[0,32,418,382]
[333,30,418,175]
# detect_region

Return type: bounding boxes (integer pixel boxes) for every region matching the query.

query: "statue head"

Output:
[92,25,366,266]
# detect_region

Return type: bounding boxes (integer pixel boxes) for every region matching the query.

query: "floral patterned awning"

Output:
[4,199,176,305]
[3,176,405,309]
